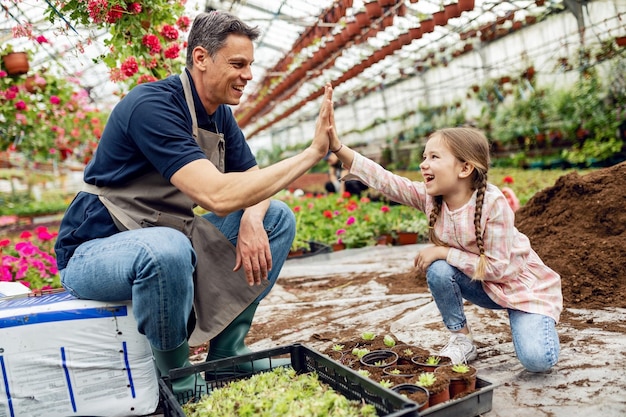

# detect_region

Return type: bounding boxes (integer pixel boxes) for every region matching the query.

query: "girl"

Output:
[328,126,562,372]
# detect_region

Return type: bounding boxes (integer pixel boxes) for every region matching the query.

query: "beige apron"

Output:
[82,70,266,346]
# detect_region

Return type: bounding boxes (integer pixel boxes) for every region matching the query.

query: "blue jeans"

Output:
[426,260,560,372]
[61,200,295,351]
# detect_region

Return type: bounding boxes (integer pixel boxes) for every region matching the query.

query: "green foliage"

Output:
[383,335,396,348]
[182,366,378,417]
[425,356,441,365]
[361,331,376,341]
[416,372,437,388]
[451,364,471,374]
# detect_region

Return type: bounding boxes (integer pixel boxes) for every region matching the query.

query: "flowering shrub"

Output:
[44,0,190,90]
[281,191,429,250]
[0,226,61,291]
[0,69,108,163]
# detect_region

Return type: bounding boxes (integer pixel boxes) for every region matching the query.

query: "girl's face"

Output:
[420,134,470,200]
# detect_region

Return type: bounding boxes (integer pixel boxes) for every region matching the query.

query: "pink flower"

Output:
[501,187,520,212]
[15,100,27,110]
[336,229,346,235]
[87,0,109,23]
[381,205,390,213]
[346,216,356,226]
[50,96,61,105]
[36,35,49,44]
[19,231,32,239]
[293,206,301,213]
[0,70,7,78]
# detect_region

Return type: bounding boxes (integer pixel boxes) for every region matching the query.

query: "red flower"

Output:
[36,35,49,44]
[164,44,181,59]
[323,210,333,219]
[128,2,142,13]
[503,176,514,184]
[142,34,162,55]
[161,25,179,41]
[137,74,158,84]
[176,16,191,31]
[121,56,139,77]
[106,5,125,23]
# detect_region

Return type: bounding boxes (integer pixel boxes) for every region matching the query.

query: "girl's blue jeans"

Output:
[60,200,295,351]
[426,260,560,372]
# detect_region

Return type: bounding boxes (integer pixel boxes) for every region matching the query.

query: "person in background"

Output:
[324,151,342,194]
[328,120,562,372]
[54,11,335,400]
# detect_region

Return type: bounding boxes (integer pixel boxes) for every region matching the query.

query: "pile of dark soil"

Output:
[514,161,626,309]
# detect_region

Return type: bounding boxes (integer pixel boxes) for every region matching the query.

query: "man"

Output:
[54,11,334,399]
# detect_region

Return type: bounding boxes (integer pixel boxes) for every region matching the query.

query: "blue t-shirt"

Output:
[54,70,257,270]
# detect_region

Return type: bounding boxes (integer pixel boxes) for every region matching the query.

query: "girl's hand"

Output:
[311,83,333,157]
[328,94,342,152]
[414,245,449,272]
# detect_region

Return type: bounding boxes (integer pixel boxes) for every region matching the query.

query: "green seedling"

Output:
[361,331,376,341]
[383,335,396,347]
[357,369,371,378]
[332,344,345,352]
[379,379,394,388]
[425,356,442,365]
[416,372,437,388]
[374,360,386,366]
[388,369,402,375]
[352,348,370,359]
[451,363,471,374]
[403,348,414,356]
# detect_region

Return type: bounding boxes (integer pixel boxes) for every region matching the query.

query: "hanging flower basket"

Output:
[2,52,29,76]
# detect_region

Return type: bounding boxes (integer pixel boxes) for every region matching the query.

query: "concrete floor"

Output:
[248,244,626,417]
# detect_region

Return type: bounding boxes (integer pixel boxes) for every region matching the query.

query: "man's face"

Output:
[200,34,254,114]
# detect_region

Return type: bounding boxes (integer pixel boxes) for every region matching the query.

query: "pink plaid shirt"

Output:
[348,153,563,323]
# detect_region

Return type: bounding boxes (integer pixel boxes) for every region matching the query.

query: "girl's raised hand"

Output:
[311,83,334,157]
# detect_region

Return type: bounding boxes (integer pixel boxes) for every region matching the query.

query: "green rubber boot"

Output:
[206,302,291,377]
[153,341,205,404]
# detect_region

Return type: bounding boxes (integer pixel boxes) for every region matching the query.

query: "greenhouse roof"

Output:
[4,0,617,147]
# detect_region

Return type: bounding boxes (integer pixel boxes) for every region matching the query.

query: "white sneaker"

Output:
[439,333,478,364]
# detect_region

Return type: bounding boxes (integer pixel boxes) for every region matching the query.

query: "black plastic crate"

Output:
[159,343,419,417]
[420,377,495,417]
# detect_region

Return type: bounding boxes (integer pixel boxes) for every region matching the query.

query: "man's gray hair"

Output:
[186,11,261,68]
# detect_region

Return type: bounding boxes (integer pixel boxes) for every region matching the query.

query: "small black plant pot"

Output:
[360,350,399,368]
[392,383,429,410]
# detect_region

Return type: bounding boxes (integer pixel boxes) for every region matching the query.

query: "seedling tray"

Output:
[159,343,419,417]
[158,343,496,417]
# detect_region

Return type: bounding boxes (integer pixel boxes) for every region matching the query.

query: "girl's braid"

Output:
[428,195,444,246]
[474,170,488,279]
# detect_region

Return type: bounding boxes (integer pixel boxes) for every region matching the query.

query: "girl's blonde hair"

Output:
[427,127,491,279]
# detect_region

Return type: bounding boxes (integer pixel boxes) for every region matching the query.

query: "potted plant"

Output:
[411,354,452,372]
[435,363,478,398]
[414,371,450,407]
[1,45,30,76]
